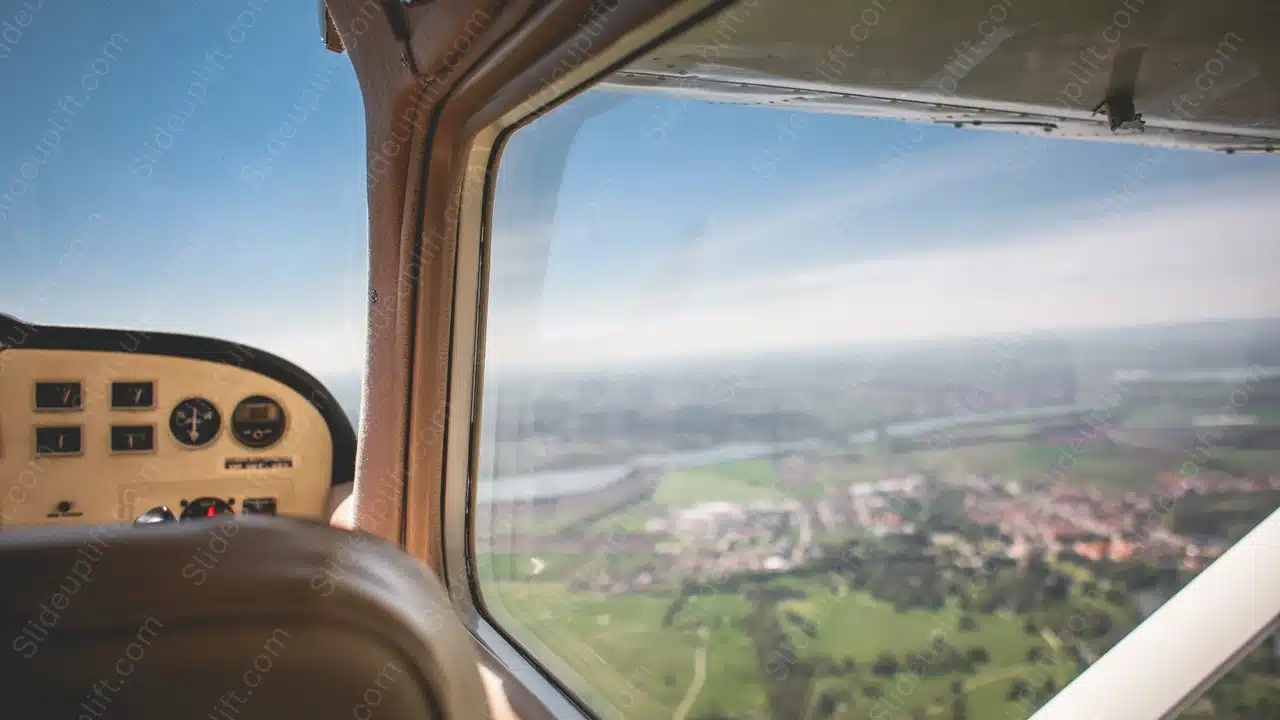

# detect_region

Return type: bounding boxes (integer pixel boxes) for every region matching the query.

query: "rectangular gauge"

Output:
[111,381,156,410]
[34,381,83,411]
[110,425,155,454]
[35,426,83,456]
[241,498,278,515]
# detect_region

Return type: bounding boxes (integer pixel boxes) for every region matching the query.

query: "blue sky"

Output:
[490,90,1280,368]
[0,0,368,378]
[3,0,1279,379]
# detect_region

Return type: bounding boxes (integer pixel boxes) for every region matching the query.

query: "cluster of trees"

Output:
[681,572,1093,720]
[969,560,1073,614]
[740,589,818,720]
[677,534,1202,719]
[662,593,689,628]
[812,537,967,613]
[864,637,992,680]
[813,537,1094,620]
[1007,677,1059,708]
[1186,639,1280,719]
[784,610,818,638]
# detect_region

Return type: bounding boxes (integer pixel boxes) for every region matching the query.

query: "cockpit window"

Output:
[0,2,368,423]
[475,15,1280,719]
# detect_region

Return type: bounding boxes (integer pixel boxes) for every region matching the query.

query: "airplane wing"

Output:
[598,0,1278,154]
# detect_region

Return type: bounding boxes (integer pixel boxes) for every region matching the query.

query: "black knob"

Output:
[135,506,176,525]
[56,501,73,513]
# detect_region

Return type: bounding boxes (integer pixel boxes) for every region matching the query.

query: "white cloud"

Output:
[669,136,1025,266]
[491,176,1280,369]
[505,140,1032,343]
[229,323,367,378]
[9,271,369,379]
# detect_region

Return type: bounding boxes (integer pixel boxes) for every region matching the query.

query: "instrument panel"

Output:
[0,347,337,528]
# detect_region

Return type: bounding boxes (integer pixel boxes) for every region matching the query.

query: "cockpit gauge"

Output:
[111,424,155,453]
[230,395,287,449]
[169,397,221,448]
[34,381,83,411]
[34,426,83,456]
[179,497,234,520]
[111,380,155,410]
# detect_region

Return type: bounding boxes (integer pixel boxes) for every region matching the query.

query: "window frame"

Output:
[436,1,736,717]
[423,2,1280,719]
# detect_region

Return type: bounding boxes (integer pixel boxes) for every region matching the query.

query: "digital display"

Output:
[230,396,286,449]
[238,403,278,422]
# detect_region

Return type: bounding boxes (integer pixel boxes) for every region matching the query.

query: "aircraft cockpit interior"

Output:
[0,314,354,529]
[0,316,493,719]
[3,0,1280,719]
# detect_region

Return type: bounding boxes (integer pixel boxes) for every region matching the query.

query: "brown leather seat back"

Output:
[0,517,488,719]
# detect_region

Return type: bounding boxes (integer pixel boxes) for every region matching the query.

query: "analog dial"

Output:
[169,397,221,448]
[179,497,234,520]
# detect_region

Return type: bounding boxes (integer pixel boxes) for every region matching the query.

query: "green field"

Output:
[585,500,665,535]
[478,442,1278,719]
[776,577,1077,719]
[481,576,1078,720]
[1169,490,1280,541]
[483,582,763,719]
[1200,447,1280,477]
[476,542,1280,719]
[475,552,585,583]
[1123,402,1280,429]
[653,459,785,506]
[809,441,1164,496]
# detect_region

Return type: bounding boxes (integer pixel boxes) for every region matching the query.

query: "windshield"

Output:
[477,83,1280,720]
[0,1,367,423]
